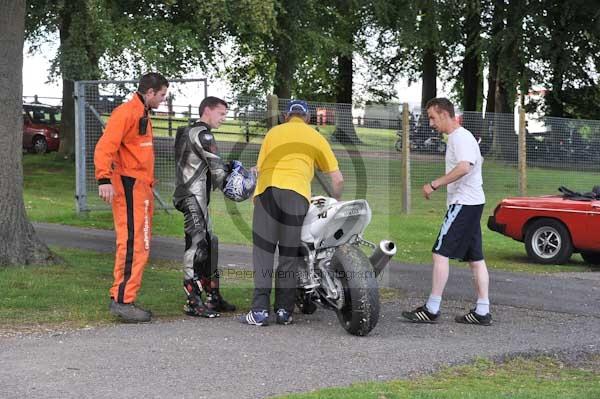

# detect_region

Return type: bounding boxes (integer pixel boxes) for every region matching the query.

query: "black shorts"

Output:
[432,204,484,262]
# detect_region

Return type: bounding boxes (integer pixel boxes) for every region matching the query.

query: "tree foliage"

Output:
[24,0,600,126]
[533,0,600,118]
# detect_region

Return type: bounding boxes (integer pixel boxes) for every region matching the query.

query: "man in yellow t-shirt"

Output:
[243,100,344,326]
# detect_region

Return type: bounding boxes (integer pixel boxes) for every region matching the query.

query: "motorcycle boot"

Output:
[207,289,236,312]
[201,234,236,312]
[203,277,236,312]
[183,279,220,318]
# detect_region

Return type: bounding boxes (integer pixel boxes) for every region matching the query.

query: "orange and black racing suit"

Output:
[94,93,154,304]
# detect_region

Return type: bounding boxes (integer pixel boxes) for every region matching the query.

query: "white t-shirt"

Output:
[445,126,485,206]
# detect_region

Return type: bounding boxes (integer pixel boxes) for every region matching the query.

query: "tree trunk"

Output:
[332,0,361,145]
[273,56,293,99]
[333,53,361,144]
[57,0,101,160]
[462,0,481,112]
[489,0,525,161]
[0,0,56,266]
[485,0,503,115]
[421,47,437,110]
[486,0,502,157]
[547,6,567,118]
[485,60,498,116]
[272,1,295,99]
[56,0,74,160]
[58,79,75,159]
[419,0,437,110]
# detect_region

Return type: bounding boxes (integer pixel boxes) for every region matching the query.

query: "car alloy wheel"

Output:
[524,218,573,264]
[32,136,48,154]
[531,227,561,259]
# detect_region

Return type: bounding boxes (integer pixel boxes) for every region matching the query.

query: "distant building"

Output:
[363,103,401,129]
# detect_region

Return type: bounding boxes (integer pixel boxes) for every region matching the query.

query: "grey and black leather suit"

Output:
[173,121,229,281]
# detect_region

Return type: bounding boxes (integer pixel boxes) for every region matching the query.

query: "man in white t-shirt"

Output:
[402,98,492,326]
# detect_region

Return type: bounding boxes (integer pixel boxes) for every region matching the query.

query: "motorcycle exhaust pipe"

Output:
[370,240,397,277]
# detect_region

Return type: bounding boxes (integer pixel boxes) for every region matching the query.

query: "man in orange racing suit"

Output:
[94,72,169,323]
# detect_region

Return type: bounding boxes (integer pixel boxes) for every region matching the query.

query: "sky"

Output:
[22,37,445,116]
[24,42,536,132]
[23,41,61,104]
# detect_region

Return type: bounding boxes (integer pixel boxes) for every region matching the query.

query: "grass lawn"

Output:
[0,247,254,330]
[273,356,600,399]
[23,153,598,274]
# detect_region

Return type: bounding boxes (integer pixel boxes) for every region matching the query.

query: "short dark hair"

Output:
[199,96,228,116]
[137,72,169,94]
[425,97,455,118]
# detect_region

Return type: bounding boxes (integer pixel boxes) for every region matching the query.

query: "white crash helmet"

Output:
[223,160,256,202]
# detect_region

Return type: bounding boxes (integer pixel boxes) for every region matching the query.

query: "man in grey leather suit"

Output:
[173,96,236,317]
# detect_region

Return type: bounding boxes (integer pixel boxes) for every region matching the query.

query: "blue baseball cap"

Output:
[287,99,309,114]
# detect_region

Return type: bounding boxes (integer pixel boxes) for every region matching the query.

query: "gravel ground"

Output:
[1,299,599,399]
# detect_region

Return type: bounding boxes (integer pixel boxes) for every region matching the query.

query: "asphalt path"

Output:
[0,223,598,399]
[33,222,600,316]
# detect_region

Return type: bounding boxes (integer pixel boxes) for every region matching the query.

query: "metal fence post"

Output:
[167,95,174,137]
[401,103,411,214]
[518,107,527,196]
[74,81,88,214]
[267,94,279,129]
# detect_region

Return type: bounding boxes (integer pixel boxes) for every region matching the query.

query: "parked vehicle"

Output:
[395,113,450,154]
[296,196,397,336]
[488,186,600,265]
[23,103,61,154]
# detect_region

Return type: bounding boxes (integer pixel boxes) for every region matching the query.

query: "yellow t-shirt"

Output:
[255,117,339,201]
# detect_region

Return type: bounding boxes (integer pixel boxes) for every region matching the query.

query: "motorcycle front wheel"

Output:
[331,244,380,336]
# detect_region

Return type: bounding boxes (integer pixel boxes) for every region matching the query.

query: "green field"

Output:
[23,154,599,273]
[149,114,400,151]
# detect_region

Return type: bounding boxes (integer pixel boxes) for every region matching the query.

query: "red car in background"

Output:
[488,186,600,265]
[23,103,61,154]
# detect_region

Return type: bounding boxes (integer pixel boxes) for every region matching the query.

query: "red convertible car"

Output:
[488,186,600,265]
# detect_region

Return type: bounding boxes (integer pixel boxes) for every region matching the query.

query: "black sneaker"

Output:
[401,305,440,323]
[109,300,152,323]
[455,309,492,326]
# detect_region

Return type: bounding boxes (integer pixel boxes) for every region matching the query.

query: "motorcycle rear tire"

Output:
[331,244,380,336]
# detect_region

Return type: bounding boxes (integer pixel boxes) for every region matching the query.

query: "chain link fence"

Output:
[75,86,600,234]
[74,79,210,212]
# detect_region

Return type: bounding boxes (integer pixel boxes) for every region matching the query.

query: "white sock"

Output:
[475,298,490,316]
[425,295,442,314]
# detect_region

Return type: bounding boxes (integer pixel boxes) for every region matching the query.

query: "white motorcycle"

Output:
[296,196,397,336]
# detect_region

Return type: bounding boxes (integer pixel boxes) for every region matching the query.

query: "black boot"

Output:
[207,289,237,312]
[183,279,220,318]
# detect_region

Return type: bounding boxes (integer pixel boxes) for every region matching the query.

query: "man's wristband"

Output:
[430,182,438,191]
